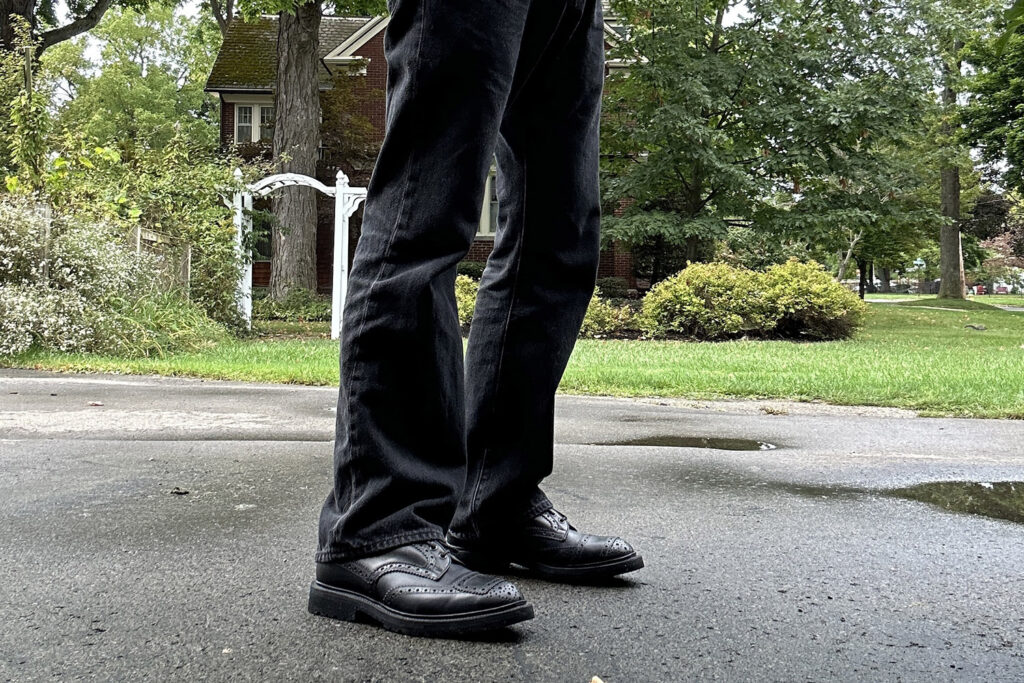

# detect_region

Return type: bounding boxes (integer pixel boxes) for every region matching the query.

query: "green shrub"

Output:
[0,285,98,355]
[580,291,634,338]
[98,291,228,357]
[11,130,254,328]
[639,262,776,339]
[0,197,226,357]
[252,287,332,322]
[455,274,478,326]
[762,259,867,339]
[595,277,630,299]
[638,260,866,341]
[457,260,486,280]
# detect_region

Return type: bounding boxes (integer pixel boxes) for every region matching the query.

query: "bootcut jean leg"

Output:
[449,0,606,542]
[316,0,584,562]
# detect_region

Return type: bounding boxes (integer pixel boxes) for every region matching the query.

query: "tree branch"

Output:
[37,0,115,55]
[211,0,235,38]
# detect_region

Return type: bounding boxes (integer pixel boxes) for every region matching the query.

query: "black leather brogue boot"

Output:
[308,541,534,636]
[446,509,644,581]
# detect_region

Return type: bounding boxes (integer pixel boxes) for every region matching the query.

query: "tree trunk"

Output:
[270,3,322,300]
[650,234,665,284]
[1,0,34,52]
[685,235,699,263]
[857,258,868,299]
[937,40,966,300]
[879,267,892,293]
[836,230,862,282]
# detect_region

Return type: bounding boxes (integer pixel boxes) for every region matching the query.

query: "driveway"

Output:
[2,370,1023,681]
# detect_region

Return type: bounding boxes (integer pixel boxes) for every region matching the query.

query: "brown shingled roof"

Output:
[205,15,372,92]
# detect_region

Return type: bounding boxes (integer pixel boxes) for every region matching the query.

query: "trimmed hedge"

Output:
[639,259,865,341]
[762,259,867,340]
[595,276,630,299]
[456,260,486,280]
[580,286,634,338]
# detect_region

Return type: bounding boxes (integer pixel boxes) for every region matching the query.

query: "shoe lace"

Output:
[543,508,571,528]
[421,540,450,559]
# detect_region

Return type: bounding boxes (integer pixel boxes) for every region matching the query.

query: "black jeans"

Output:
[316,0,604,562]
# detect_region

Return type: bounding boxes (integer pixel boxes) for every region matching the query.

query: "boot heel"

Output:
[307,581,360,622]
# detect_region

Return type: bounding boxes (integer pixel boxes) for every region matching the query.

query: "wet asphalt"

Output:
[2,369,1024,682]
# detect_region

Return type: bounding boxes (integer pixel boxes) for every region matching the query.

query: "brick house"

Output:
[205,10,636,291]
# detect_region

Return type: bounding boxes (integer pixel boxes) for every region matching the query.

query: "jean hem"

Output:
[315,528,445,564]
[522,497,554,520]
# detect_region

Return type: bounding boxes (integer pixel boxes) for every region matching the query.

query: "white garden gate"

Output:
[232,168,368,339]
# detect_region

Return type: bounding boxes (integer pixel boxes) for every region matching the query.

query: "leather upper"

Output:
[316,541,524,616]
[449,509,637,567]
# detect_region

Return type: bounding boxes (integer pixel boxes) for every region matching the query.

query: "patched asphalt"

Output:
[2,369,1024,681]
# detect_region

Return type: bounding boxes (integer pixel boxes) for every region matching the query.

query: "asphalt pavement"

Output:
[2,369,1024,682]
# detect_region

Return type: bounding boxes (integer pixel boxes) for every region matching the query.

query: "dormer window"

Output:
[236,104,275,144]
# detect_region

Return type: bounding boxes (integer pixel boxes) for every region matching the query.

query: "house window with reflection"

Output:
[260,106,275,142]
[235,104,275,144]
[236,105,253,144]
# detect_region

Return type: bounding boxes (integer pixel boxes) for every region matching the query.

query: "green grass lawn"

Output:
[867,293,1024,307]
[7,299,1024,418]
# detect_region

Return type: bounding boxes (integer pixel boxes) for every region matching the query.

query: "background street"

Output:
[2,370,1023,681]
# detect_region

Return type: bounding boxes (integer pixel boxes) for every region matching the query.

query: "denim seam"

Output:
[327,0,427,557]
[315,529,443,564]
[466,158,529,538]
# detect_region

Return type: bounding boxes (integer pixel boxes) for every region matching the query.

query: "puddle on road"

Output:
[593,435,778,451]
[888,481,1024,526]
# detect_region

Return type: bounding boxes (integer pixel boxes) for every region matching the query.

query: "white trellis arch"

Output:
[232,168,368,339]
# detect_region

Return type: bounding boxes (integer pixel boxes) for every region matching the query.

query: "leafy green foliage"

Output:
[639,262,774,340]
[454,274,477,327]
[762,259,867,340]
[456,260,486,280]
[602,0,943,280]
[0,197,226,357]
[7,89,49,191]
[962,27,1024,194]
[580,292,634,339]
[639,261,865,341]
[42,7,221,157]
[595,277,630,299]
[252,287,331,321]
[238,0,383,20]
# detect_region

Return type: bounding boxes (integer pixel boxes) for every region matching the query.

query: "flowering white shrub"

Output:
[0,284,99,355]
[0,197,225,356]
[0,199,47,285]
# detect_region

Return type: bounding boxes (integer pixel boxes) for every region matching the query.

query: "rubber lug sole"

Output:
[307,580,535,637]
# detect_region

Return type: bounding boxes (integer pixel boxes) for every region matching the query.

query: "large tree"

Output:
[601,0,939,285]
[0,0,146,56]
[43,7,221,157]
[962,25,1024,194]
[923,0,1005,298]
[238,0,381,300]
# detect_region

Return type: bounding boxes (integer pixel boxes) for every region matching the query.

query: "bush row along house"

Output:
[204,6,637,291]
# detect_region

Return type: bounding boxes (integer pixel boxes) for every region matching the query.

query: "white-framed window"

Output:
[235,103,275,144]
[235,105,252,143]
[260,106,274,142]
